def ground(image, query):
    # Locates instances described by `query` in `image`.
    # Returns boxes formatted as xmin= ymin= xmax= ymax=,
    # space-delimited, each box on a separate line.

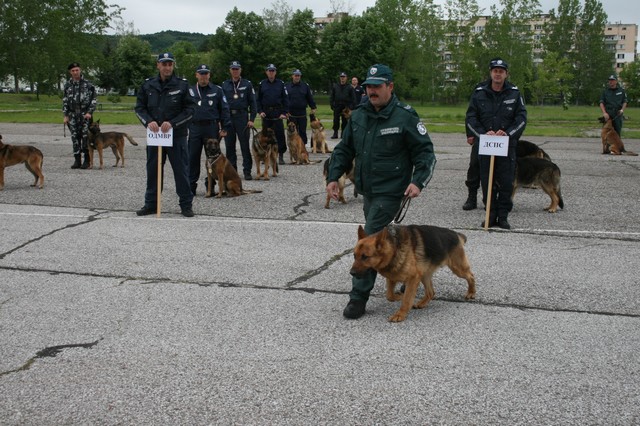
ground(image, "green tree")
xmin=281 ymin=9 xmax=320 ymax=87
xmin=111 ymin=35 xmax=154 ymax=95
xmin=530 ymin=51 xmax=574 ymax=106
xmin=619 ymin=60 xmax=640 ymax=106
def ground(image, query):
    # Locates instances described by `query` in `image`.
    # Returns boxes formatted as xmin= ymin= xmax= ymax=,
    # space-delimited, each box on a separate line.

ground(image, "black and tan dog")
xmin=323 ymin=156 xmax=355 ymax=209
xmin=513 ymin=157 xmax=564 ymax=213
xmin=598 ymin=116 xmax=638 ymax=156
xmin=88 ymin=119 xmax=138 ymax=169
xmin=204 ymin=138 xmax=261 ymax=198
xmin=351 ymin=224 xmax=476 ymax=322
xmin=0 ymin=135 xmax=44 ymax=190
xmin=310 ymin=113 xmax=331 ymax=154
xmin=286 ymin=121 xmax=310 ymax=165
xmin=252 ymin=128 xmax=279 ymax=180
xmin=517 ymin=139 xmax=551 ymax=160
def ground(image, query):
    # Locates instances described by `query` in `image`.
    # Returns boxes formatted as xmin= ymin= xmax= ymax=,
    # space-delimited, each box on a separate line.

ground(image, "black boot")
xmin=331 ymin=131 xmax=339 ymax=139
xmin=80 ymin=150 xmax=90 ymax=169
xmin=462 ymin=189 xmax=477 ymax=210
xmin=278 ymin=152 xmax=285 ymax=165
xmin=71 ymin=154 xmax=81 ymax=169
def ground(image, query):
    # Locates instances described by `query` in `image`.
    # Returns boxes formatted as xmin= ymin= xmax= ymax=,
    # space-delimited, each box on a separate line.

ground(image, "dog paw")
xmin=388 ymin=312 xmax=407 ymax=322
xmin=464 ymin=292 xmax=476 ymax=300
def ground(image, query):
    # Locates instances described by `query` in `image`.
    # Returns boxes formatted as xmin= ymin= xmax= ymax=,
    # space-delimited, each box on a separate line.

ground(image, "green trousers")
xmin=350 ymin=195 xmax=403 ymax=301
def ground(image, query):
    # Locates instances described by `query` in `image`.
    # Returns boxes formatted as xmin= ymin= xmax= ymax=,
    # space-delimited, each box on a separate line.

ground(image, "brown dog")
xmin=513 ymin=157 xmax=564 ymax=213
xmin=286 ymin=121 xmax=310 ymax=165
xmin=0 ymin=135 xmax=44 ymax=190
xmin=310 ymin=113 xmax=331 ymax=154
xmin=88 ymin=119 xmax=139 ymax=169
xmin=204 ymin=138 xmax=245 ymax=197
xmin=323 ymin=156 xmax=355 ymax=209
xmin=252 ymin=128 xmax=279 ymax=180
xmin=598 ymin=117 xmax=638 ymax=156
xmin=341 ymin=107 xmax=352 ymax=121
xmin=351 ymin=224 xmax=476 ymax=322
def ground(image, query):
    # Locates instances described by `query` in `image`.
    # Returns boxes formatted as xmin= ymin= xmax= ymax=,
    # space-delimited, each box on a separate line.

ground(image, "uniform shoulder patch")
xmin=417 ymin=122 xmax=427 ymax=135
xmin=189 ymin=88 xmax=195 ymax=96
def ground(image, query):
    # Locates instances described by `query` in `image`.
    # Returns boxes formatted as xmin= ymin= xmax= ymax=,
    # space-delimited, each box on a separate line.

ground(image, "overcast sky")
xmin=111 ymin=0 xmax=639 ymax=35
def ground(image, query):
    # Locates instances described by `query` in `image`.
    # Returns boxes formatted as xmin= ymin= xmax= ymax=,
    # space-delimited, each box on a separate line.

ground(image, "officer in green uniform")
xmin=326 ymin=64 xmax=437 ymax=320
xmin=599 ymin=74 xmax=628 ymax=136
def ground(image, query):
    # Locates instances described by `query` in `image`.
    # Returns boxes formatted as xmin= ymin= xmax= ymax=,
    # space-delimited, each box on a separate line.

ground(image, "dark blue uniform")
xmin=257 ymin=78 xmax=289 ymax=154
xmin=188 ymin=83 xmax=231 ymax=194
xmin=465 ymin=80 xmax=527 ymax=221
xmin=285 ymin=80 xmax=316 ymax=145
xmin=221 ymin=77 xmax=257 ymax=175
xmin=135 ymin=74 xmax=196 ymax=211
xmin=330 ymin=82 xmax=357 ymax=136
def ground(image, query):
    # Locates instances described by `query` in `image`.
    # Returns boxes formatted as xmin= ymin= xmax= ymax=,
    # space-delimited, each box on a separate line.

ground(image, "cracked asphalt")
xmin=1 ymin=123 xmax=639 ymax=424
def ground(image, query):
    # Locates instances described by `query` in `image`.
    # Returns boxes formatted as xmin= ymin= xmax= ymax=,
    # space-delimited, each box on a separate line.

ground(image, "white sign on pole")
xmin=146 ymin=128 xmax=174 ymax=147
xmin=478 ymin=134 xmax=509 ymax=157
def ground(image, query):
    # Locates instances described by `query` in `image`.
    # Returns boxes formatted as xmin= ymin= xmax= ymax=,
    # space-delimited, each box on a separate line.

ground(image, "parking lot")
xmin=1 ymin=123 xmax=639 ymax=424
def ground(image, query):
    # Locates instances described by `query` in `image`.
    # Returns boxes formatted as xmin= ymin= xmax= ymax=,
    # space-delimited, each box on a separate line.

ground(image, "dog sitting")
xmin=286 ymin=121 xmax=310 ymax=165
xmin=598 ymin=116 xmax=638 ymax=156
xmin=341 ymin=107 xmax=352 ymax=121
xmin=88 ymin=119 xmax=138 ymax=169
xmin=310 ymin=114 xmax=331 ymax=154
xmin=351 ymin=224 xmax=476 ymax=322
xmin=203 ymin=138 xmax=244 ymax=197
xmin=513 ymin=157 xmax=564 ymax=213
xmin=252 ymin=128 xmax=279 ymax=180
xmin=0 ymin=135 xmax=44 ymax=190
xmin=323 ymin=156 xmax=356 ymax=209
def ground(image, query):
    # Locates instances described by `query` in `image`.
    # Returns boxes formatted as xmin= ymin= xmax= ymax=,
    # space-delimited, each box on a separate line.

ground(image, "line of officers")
xmin=185 ymin=60 xmax=355 ymax=195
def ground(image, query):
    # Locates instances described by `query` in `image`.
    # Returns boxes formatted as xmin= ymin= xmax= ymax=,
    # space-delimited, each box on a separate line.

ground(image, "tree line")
xmin=1 ymin=0 xmax=638 ymax=106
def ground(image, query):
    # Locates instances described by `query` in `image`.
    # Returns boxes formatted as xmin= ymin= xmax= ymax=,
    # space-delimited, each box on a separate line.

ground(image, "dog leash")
xmin=389 ymin=196 xmax=411 ymax=226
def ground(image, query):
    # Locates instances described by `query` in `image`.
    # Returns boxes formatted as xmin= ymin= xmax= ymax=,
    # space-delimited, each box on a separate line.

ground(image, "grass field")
xmin=1 ymin=93 xmax=637 ymax=139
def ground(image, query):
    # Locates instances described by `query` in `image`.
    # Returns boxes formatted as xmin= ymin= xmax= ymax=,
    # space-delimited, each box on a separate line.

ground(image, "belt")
xmin=193 ymin=120 xmax=215 ymax=126
xmin=230 ymin=109 xmax=246 ymax=115
xmin=266 ymin=106 xmax=281 ymax=111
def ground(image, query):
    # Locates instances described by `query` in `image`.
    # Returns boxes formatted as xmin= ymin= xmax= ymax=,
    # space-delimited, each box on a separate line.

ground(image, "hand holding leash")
xmin=389 ymin=196 xmax=411 ymax=225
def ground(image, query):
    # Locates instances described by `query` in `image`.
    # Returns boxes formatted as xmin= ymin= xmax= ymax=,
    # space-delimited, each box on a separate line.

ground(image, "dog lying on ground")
xmin=517 ymin=139 xmax=551 ymax=160
xmin=513 ymin=157 xmax=564 ymax=213
xmin=0 ymin=135 xmax=44 ymax=190
xmin=310 ymin=113 xmax=331 ymax=154
xmin=204 ymin=138 xmax=261 ymax=197
xmin=88 ymin=119 xmax=138 ymax=169
xmin=598 ymin=116 xmax=638 ymax=156
xmin=350 ymin=224 xmax=476 ymax=322
xmin=286 ymin=121 xmax=310 ymax=165
xmin=252 ymin=128 xmax=279 ymax=180
xmin=323 ymin=156 xmax=355 ymax=209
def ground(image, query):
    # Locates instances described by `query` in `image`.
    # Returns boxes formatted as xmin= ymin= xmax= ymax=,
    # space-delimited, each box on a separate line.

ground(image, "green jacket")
xmin=599 ymin=84 xmax=627 ymax=117
xmin=327 ymin=94 xmax=436 ymax=197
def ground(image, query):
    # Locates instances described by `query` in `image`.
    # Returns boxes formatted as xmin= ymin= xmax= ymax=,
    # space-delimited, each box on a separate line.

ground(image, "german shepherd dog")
xmin=598 ymin=116 xmax=638 ymax=156
xmin=286 ymin=121 xmax=310 ymax=165
xmin=310 ymin=113 xmax=331 ymax=154
xmin=351 ymin=224 xmax=476 ymax=322
xmin=513 ymin=157 xmax=564 ymax=213
xmin=88 ymin=119 xmax=138 ymax=169
xmin=252 ymin=128 xmax=279 ymax=180
xmin=0 ymin=135 xmax=44 ymax=190
xmin=517 ymin=139 xmax=551 ymax=160
xmin=204 ymin=138 xmax=243 ymax=197
xmin=323 ymin=156 xmax=355 ymax=209
xmin=341 ymin=107 xmax=353 ymax=121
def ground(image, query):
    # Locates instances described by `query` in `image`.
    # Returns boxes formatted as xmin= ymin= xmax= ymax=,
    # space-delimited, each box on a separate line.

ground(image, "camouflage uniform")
xmin=62 ymin=77 xmax=97 ymax=157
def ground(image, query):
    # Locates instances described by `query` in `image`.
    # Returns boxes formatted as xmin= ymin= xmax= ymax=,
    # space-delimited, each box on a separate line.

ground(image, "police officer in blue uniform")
xmin=221 ymin=60 xmax=257 ymax=180
xmin=285 ymin=69 xmax=316 ymax=146
xmin=188 ymin=64 xmax=231 ymax=195
xmin=134 ymin=52 xmax=197 ymax=217
xmin=465 ymin=58 xmax=527 ymax=230
xmin=257 ymin=64 xmax=289 ymax=165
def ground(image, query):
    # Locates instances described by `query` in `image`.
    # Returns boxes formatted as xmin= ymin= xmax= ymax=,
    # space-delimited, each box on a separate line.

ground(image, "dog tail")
xmin=125 ymin=134 xmax=138 ymax=146
xmin=623 ymin=151 xmax=639 ymax=156
xmin=241 ymin=189 xmax=263 ymax=194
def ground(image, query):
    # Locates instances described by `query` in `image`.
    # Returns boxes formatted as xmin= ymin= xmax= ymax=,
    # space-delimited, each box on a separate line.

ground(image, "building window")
xmin=617 ymin=53 xmax=625 ymax=59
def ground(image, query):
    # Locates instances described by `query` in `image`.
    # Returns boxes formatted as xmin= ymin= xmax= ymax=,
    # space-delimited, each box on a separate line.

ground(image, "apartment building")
xmin=605 ymin=23 xmax=639 ymax=75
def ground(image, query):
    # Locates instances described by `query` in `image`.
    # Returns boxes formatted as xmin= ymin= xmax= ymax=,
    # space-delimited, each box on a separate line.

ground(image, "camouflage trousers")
xmin=67 ymin=113 xmax=89 ymax=155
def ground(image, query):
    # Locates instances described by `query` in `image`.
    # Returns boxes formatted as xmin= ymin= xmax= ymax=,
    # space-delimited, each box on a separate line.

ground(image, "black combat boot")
xmin=80 ymin=150 xmax=90 ymax=169
xmin=71 ymin=154 xmax=81 ymax=169
xmin=462 ymin=189 xmax=478 ymax=210
xmin=278 ymin=152 xmax=285 ymax=165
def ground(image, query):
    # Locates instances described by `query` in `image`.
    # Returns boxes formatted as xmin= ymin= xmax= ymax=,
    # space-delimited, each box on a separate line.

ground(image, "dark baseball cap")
xmin=292 ymin=69 xmax=302 ymax=76
xmin=229 ymin=60 xmax=242 ymax=69
xmin=339 ymin=72 xmax=347 ymax=77
xmin=362 ymin=64 xmax=393 ymax=85
xmin=67 ymin=62 xmax=81 ymax=70
xmin=608 ymin=74 xmax=618 ymax=80
xmin=489 ymin=58 xmax=508 ymax=70
xmin=266 ymin=64 xmax=277 ymax=71
xmin=196 ymin=64 xmax=210 ymax=74
xmin=157 ymin=52 xmax=175 ymax=63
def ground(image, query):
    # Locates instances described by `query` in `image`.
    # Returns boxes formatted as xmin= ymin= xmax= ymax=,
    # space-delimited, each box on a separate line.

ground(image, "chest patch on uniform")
xmin=503 ymin=99 xmax=515 ymax=105
xmin=169 ymin=90 xmax=181 ymax=96
xmin=417 ymin=122 xmax=427 ymax=135
xmin=380 ymin=127 xmax=400 ymax=136
xmin=206 ymin=93 xmax=217 ymax=97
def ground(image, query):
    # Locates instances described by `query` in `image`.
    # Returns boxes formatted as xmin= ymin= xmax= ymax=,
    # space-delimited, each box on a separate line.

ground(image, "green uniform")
xmin=599 ymin=84 xmax=627 ymax=135
xmin=327 ymin=94 xmax=436 ymax=301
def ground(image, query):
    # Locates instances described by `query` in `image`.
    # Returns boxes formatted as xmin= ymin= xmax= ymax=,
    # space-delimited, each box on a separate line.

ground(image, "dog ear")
xmin=357 ymin=225 xmax=367 ymax=240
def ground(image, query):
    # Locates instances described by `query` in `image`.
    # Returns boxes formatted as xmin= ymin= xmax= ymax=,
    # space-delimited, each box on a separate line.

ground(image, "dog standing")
xmin=513 ymin=157 xmax=564 ymax=213
xmin=0 ymin=135 xmax=44 ymax=190
xmin=252 ymin=128 xmax=279 ymax=180
xmin=599 ymin=117 xmax=638 ymax=156
xmin=517 ymin=140 xmax=551 ymax=160
xmin=310 ymin=113 xmax=331 ymax=154
xmin=88 ymin=120 xmax=138 ymax=169
xmin=351 ymin=224 xmax=476 ymax=322
xmin=286 ymin=121 xmax=310 ymax=165
xmin=323 ymin=156 xmax=355 ymax=209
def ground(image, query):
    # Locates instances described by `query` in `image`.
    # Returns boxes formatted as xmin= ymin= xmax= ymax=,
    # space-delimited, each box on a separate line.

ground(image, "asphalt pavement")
xmin=1 ymin=123 xmax=639 ymax=425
